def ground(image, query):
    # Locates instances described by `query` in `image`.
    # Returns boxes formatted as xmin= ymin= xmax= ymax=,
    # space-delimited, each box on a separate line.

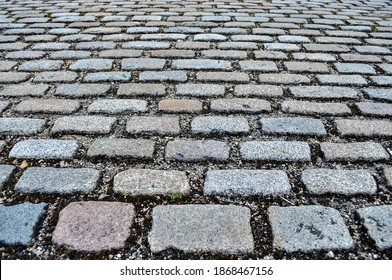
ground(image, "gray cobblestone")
xmin=281 ymin=101 xmax=351 ymax=116
xmin=15 ymin=167 xmax=99 ymax=194
xmin=260 ymin=117 xmax=326 ymax=136
xmin=259 ymin=74 xmax=310 ymax=84
xmin=121 ymin=58 xmax=165 ymax=70
xmin=0 ymin=84 xmax=49 ymax=97
xmin=290 ymin=86 xmax=359 ymax=99
xmin=234 ymin=85 xmax=283 ymax=97
xmin=34 ymin=71 xmax=78 ymax=83
xmin=335 ymin=119 xmax=392 ymax=137
xmin=197 ymin=72 xmax=249 ymax=83
xmin=292 ymin=53 xmax=336 ymax=62
xmin=87 ymin=139 xmax=155 ymax=159
xmin=0 ymin=118 xmax=45 ymax=135
xmin=364 ymin=88 xmax=392 ymax=102
xmin=0 ymin=100 xmax=9 ymax=112
xmin=321 ymin=142 xmax=389 ymax=162
xmin=52 ymin=116 xmax=116 ymax=135
xmin=0 ymin=165 xmax=15 ymax=191
xmin=88 ymin=99 xmax=147 ymax=114
xmin=166 ymin=140 xmax=230 ymax=162
xmin=302 ymin=169 xmax=377 ymax=195
xmin=317 ymin=75 xmax=367 ymax=86
xmin=240 ymin=141 xmax=311 ymax=162
xmin=9 ymin=140 xmax=79 ymax=160
xmin=268 ymin=206 xmax=354 ymax=253
xmin=0 ymin=72 xmax=30 ymax=83
xmin=172 ymin=59 xmax=231 ymax=70
xmin=114 ymin=169 xmax=190 ymax=196
xmin=191 ymin=116 xmax=250 ymax=135
xmin=239 ymin=60 xmax=278 ymax=72
xmin=211 ymin=99 xmax=271 ymax=113
xmin=356 ymin=102 xmax=392 ymax=117
xmin=50 ymin=50 xmax=91 ymax=59
xmin=84 ymin=72 xmax=131 ymax=82
xmin=69 ymin=59 xmax=112 ymax=71
xmin=126 ymin=116 xmax=180 ymax=135
xmin=123 ymin=41 xmax=170 ymax=49
xmin=139 ymin=71 xmax=187 ymax=82
xmin=55 ymin=84 xmax=110 ymax=97
xmin=0 ymin=61 xmax=17 ymax=71
xmin=15 ymin=99 xmax=80 ymax=114
xmin=285 ymin=62 xmax=329 ymax=73
xmin=159 ymin=99 xmax=202 ymax=113
xmin=205 ymin=169 xmax=290 ymax=197
xmin=149 ymin=204 xmax=253 ymax=254
xmin=335 ymin=63 xmax=376 ymax=74
xmin=371 ymin=76 xmax=392 ymax=86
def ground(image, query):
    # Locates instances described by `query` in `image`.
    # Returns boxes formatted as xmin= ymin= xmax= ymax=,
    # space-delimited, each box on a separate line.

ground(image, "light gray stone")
xmin=15 ymin=99 xmax=80 ymax=114
xmin=88 ymin=99 xmax=147 ymax=114
xmin=69 ymin=59 xmax=112 ymax=71
xmin=172 ymin=59 xmax=231 ymax=70
xmin=385 ymin=168 xmax=392 ymax=186
xmin=87 ymin=139 xmax=155 ymax=159
xmin=268 ymin=205 xmax=354 ymax=252
xmin=240 ymin=141 xmax=311 ymax=162
xmin=0 ymin=165 xmax=15 ymax=191
xmin=149 ymin=204 xmax=254 ymax=253
xmin=191 ymin=116 xmax=250 ymax=134
xmin=335 ymin=119 xmax=392 ymax=137
xmin=0 ymin=203 xmax=47 ymax=245
xmin=114 ymin=169 xmax=190 ymax=196
xmin=357 ymin=205 xmax=392 ymax=250
xmin=260 ymin=117 xmax=327 ymax=136
xmin=204 ymin=169 xmax=290 ymax=197
xmin=51 ymin=116 xmax=116 ymax=135
xmin=365 ymin=88 xmax=392 ymax=102
xmin=55 ymin=84 xmax=111 ymax=97
xmin=9 ymin=140 xmax=79 ymax=160
xmin=0 ymin=118 xmax=45 ymax=135
xmin=302 ymin=169 xmax=377 ymax=195
xmin=166 ymin=140 xmax=230 ymax=162
xmin=15 ymin=167 xmax=99 ymax=194
xmin=320 ymin=142 xmax=389 ymax=162
xmin=84 ymin=72 xmax=131 ymax=82
xmin=176 ymin=84 xmax=225 ymax=97
xmin=290 ymin=86 xmax=359 ymax=99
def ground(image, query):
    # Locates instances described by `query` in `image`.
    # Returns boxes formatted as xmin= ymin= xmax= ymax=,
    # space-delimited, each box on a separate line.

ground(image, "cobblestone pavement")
xmin=0 ymin=0 xmax=392 ymax=260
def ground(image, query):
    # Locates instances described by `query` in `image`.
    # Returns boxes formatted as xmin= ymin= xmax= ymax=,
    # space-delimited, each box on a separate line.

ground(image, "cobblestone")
xmin=191 ymin=116 xmax=249 ymax=135
xmin=260 ymin=117 xmax=327 ymax=136
xmin=211 ymin=99 xmax=271 ymax=113
xmin=290 ymin=86 xmax=359 ymax=99
xmin=0 ymin=84 xmax=49 ymax=97
xmin=335 ymin=119 xmax=392 ymax=137
xmin=126 ymin=116 xmax=180 ymax=135
xmin=15 ymin=99 xmax=80 ymax=114
xmin=55 ymin=84 xmax=110 ymax=97
xmin=0 ymin=118 xmax=45 ymax=135
xmin=166 ymin=140 xmax=230 ymax=162
xmin=0 ymin=165 xmax=15 ymax=191
xmin=51 ymin=116 xmax=116 ymax=135
xmin=320 ymin=142 xmax=390 ymax=162
xmin=159 ymin=99 xmax=202 ymax=113
xmin=9 ymin=140 xmax=79 ymax=160
xmin=87 ymin=139 xmax=155 ymax=159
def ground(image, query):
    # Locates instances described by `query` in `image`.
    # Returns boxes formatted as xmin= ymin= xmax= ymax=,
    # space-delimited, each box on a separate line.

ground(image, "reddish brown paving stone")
xmin=52 ymin=201 xmax=135 ymax=252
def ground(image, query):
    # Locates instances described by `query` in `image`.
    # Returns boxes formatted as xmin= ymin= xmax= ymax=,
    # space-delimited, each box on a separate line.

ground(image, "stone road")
xmin=0 ymin=0 xmax=392 ymax=260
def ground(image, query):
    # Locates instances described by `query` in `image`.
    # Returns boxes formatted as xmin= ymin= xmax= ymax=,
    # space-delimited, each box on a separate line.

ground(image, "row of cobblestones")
xmin=1 ymin=0 xmax=392 ymax=260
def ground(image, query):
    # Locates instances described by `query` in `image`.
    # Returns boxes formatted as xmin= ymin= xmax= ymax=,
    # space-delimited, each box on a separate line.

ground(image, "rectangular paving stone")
xmin=240 ymin=141 xmax=311 ymax=162
xmin=150 ymin=49 xmax=195 ymax=58
xmin=357 ymin=205 xmax=392 ymax=250
xmin=166 ymin=140 xmax=230 ymax=162
xmin=88 ymin=99 xmax=147 ymax=114
xmin=317 ymin=75 xmax=368 ymax=86
xmin=191 ymin=116 xmax=250 ymax=135
xmin=0 ymin=118 xmax=45 ymax=135
xmin=15 ymin=167 xmax=99 ymax=194
xmin=197 ymin=72 xmax=249 ymax=83
xmin=385 ymin=168 xmax=392 ymax=186
xmin=15 ymin=99 xmax=80 ymax=114
xmin=34 ymin=71 xmax=78 ymax=83
xmin=0 ymin=72 xmax=30 ymax=83
xmin=211 ymin=98 xmax=271 ymax=113
xmin=268 ymin=206 xmax=354 ymax=253
xmin=126 ymin=116 xmax=180 ymax=135
xmin=335 ymin=63 xmax=376 ymax=74
xmin=114 ymin=169 xmax=190 ymax=196
xmin=304 ymin=43 xmax=350 ymax=52
xmin=259 ymin=74 xmax=311 ymax=84
xmin=260 ymin=117 xmax=326 ymax=136
xmin=99 ymin=49 xmax=142 ymax=58
xmin=52 ymin=201 xmax=135 ymax=252
xmin=0 ymin=61 xmax=17 ymax=71
xmin=335 ymin=119 xmax=392 ymax=137
xmin=139 ymin=71 xmax=187 ymax=82
xmin=254 ymin=50 xmax=288 ymax=60
xmin=121 ymin=58 xmax=165 ymax=70
xmin=176 ymin=84 xmax=225 ymax=97
xmin=281 ymin=101 xmax=351 ymax=116
xmin=201 ymin=50 xmax=247 ymax=59
xmin=321 ymin=142 xmax=389 ymax=162
xmin=55 ymin=84 xmax=110 ymax=97
xmin=234 ymin=85 xmax=283 ymax=97
xmin=0 ymin=100 xmax=9 ymax=112
xmin=123 ymin=41 xmax=170 ymax=49
xmin=340 ymin=53 xmax=382 ymax=62
xmin=285 ymin=62 xmax=330 ymax=73
xmin=355 ymin=45 xmax=391 ymax=54
xmin=87 ymin=138 xmax=155 ymax=159
xmin=239 ymin=60 xmax=278 ymax=72
xmin=0 ymin=165 xmax=15 ymax=191
xmin=0 ymin=203 xmax=47 ymax=246
xmin=9 ymin=140 xmax=79 ymax=160
xmin=371 ymin=76 xmax=392 ymax=86
xmin=117 ymin=83 xmax=165 ymax=96
xmin=148 ymin=204 xmax=253 ymax=254
xmin=356 ymin=102 xmax=392 ymax=117
xmin=205 ymin=169 xmax=290 ymax=197
xmin=292 ymin=53 xmax=336 ymax=62
xmin=172 ymin=59 xmax=231 ymax=70
xmin=290 ymin=86 xmax=359 ymax=99
xmin=302 ymin=169 xmax=377 ymax=195
xmin=69 ymin=59 xmax=112 ymax=71
xmin=364 ymin=88 xmax=392 ymax=102
xmin=51 ymin=116 xmax=116 ymax=135
xmin=19 ymin=60 xmax=63 ymax=72
xmin=84 ymin=72 xmax=131 ymax=82
xmin=0 ymin=84 xmax=49 ymax=97
xmin=159 ymin=99 xmax=202 ymax=113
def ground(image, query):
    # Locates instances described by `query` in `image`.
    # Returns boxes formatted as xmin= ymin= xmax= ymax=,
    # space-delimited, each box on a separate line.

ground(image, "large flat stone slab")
xmin=0 ymin=203 xmax=47 ymax=245
xmin=52 ymin=201 xmax=135 ymax=252
xmin=114 ymin=169 xmax=190 ymax=196
xmin=148 ymin=204 xmax=254 ymax=254
xmin=357 ymin=205 xmax=392 ymax=250
xmin=15 ymin=167 xmax=99 ymax=194
xmin=204 ymin=169 xmax=290 ymax=197
xmin=9 ymin=140 xmax=79 ymax=160
xmin=302 ymin=169 xmax=377 ymax=195
xmin=268 ymin=205 xmax=354 ymax=253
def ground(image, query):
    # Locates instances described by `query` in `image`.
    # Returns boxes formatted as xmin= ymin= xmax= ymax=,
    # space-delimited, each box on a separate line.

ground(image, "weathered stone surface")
xmin=34 ymin=71 xmax=78 ymax=83
xmin=176 ymin=84 xmax=225 ymax=97
xmin=0 ymin=118 xmax=45 ymax=135
xmin=15 ymin=167 xmax=99 ymax=194
xmin=114 ymin=169 xmax=190 ymax=196
xmin=191 ymin=116 xmax=250 ymax=134
xmin=385 ymin=168 xmax=392 ymax=186
xmin=139 ymin=71 xmax=187 ymax=82
xmin=88 ymin=99 xmax=148 ymax=114
xmin=357 ymin=205 xmax=392 ymax=250
xmin=51 ymin=116 xmax=116 ymax=135
xmin=55 ymin=84 xmax=111 ymax=97
xmin=126 ymin=116 xmax=180 ymax=135
xmin=87 ymin=139 xmax=155 ymax=159
xmin=166 ymin=140 xmax=230 ymax=162
xmin=0 ymin=84 xmax=49 ymax=97
xmin=0 ymin=100 xmax=10 ymax=112
xmin=260 ymin=117 xmax=327 ymax=136
xmin=0 ymin=165 xmax=15 ymax=191
xmin=117 ymin=83 xmax=165 ymax=96
xmin=149 ymin=204 xmax=254 ymax=253
xmin=290 ymin=86 xmax=359 ymax=99
xmin=52 ymin=201 xmax=135 ymax=252
xmin=302 ymin=169 xmax=377 ymax=195
xmin=268 ymin=206 xmax=354 ymax=253
xmin=240 ymin=141 xmax=311 ymax=162
xmin=159 ymin=99 xmax=202 ymax=113
xmin=9 ymin=140 xmax=79 ymax=160
xmin=204 ymin=169 xmax=290 ymax=197
xmin=281 ymin=101 xmax=351 ymax=116
xmin=15 ymin=99 xmax=80 ymax=114
xmin=0 ymin=203 xmax=47 ymax=245
xmin=335 ymin=119 xmax=392 ymax=137
xmin=84 ymin=72 xmax=131 ymax=82
xmin=320 ymin=142 xmax=389 ymax=162
xmin=365 ymin=88 xmax=392 ymax=102
xmin=211 ymin=99 xmax=271 ymax=113
xmin=234 ymin=85 xmax=283 ymax=97
xmin=356 ymin=102 xmax=392 ymax=117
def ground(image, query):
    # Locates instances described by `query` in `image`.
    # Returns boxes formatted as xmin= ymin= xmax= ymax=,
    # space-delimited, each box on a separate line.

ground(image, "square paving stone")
xmin=357 ymin=205 xmax=392 ymax=250
xmin=52 ymin=201 xmax=135 ymax=252
xmin=0 ymin=164 xmax=15 ymax=191
xmin=268 ymin=205 xmax=354 ymax=253
xmin=9 ymin=140 xmax=79 ymax=160
xmin=148 ymin=204 xmax=254 ymax=254
xmin=0 ymin=203 xmax=47 ymax=246
xmin=114 ymin=169 xmax=190 ymax=196
xmin=15 ymin=167 xmax=99 ymax=194
xmin=204 ymin=169 xmax=290 ymax=197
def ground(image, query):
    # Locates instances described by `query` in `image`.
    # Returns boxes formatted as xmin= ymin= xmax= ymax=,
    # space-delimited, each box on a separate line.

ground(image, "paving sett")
xmin=1 ymin=0 xmax=392 ymax=260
